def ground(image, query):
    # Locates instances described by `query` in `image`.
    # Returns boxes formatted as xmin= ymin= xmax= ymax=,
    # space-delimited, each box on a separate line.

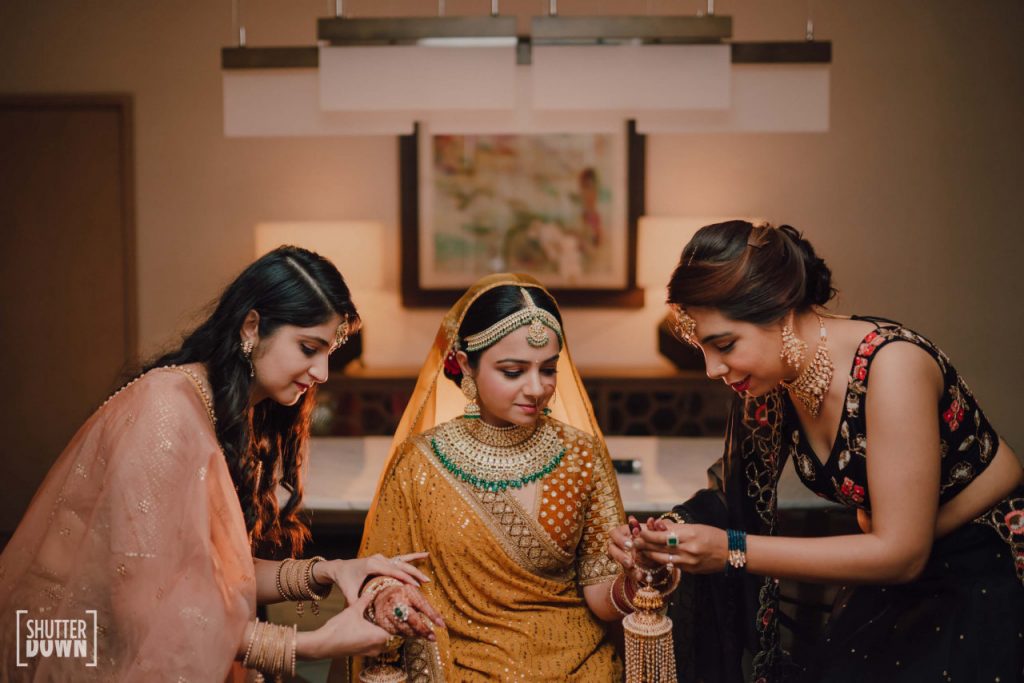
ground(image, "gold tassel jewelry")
xmin=461 ymin=375 xmax=481 ymax=419
xmin=623 ymin=570 xmax=678 ymax=683
xmin=359 ymin=646 xmax=408 ymax=683
xmin=622 ymin=531 xmax=680 ymax=683
xmin=781 ymin=314 xmax=835 ymax=418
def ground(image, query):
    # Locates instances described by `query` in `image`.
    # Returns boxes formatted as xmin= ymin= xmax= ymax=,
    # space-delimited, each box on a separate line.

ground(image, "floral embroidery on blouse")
xmin=787 ymin=318 xmax=999 ymax=511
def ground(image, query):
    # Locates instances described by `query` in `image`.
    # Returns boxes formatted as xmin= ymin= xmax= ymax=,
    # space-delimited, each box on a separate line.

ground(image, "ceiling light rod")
xmin=549 ymin=0 xmax=558 ymax=16
xmin=232 ymin=0 xmax=246 ymax=47
xmin=318 ymin=15 xmax=517 ymax=45
xmin=334 ymin=0 xmax=342 ymax=18
xmin=492 ymin=0 xmax=500 ymax=16
xmin=531 ymin=15 xmax=731 ymax=45
xmin=706 ymin=0 xmax=715 ymax=16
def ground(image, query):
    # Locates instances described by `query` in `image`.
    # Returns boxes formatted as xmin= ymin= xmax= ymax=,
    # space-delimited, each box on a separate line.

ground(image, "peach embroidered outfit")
xmin=0 ymin=366 xmax=255 ymax=682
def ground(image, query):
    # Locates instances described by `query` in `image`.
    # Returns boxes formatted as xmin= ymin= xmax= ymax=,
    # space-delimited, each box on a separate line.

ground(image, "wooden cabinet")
xmin=312 ymin=367 xmax=734 ymax=437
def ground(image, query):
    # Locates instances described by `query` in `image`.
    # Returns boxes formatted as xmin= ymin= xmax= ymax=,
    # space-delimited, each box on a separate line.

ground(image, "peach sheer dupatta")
xmin=0 ymin=366 xmax=256 ymax=682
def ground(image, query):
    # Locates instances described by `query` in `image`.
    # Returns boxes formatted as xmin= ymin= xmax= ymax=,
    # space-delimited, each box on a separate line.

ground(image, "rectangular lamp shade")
xmin=254 ymin=221 xmax=386 ymax=291
xmin=532 ymin=44 xmax=731 ymax=111
xmin=636 ymin=64 xmax=829 ymax=133
xmin=319 ymin=45 xmax=517 ymax=111
xmin=223 ymin=70 xmax=413 ymax=137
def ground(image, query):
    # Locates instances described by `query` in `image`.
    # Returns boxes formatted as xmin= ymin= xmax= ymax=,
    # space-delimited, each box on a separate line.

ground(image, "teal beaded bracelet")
xmin=725 ymin=528 xmax=747 ymax=575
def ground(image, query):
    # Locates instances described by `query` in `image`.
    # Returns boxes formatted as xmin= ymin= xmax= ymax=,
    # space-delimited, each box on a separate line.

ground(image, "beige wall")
xmin=1 ymin=0 xmax=1022 ymax=446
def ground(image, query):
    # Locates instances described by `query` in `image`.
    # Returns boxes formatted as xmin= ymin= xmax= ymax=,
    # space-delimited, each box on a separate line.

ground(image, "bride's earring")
xmin=461 ymin=376 xmax=481 ymax=419
xmin=542 ymin=393 xmax=555 ymax=416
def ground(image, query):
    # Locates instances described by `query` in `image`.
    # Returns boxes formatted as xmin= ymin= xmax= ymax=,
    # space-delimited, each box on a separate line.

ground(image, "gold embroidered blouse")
xmin=354 ymin=416 xmax=624 ymax=682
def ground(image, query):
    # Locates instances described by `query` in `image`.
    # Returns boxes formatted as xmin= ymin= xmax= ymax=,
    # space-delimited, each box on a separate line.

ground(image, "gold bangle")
xmin=361 ymin=576 xmax=402 ymax=600
xmin=247 ymin=622 xmax=268 ymax=672
xmin=658 ymin=568 xmax=682 ymax=598
xmin=305 ymin=556 xmax=331 ymax=599
xmin=241 ymin=621 xmax=259 ymax=667
xmin=290 ymin=624 xmax=298 ymax=678
xmin=304 ymin=556 xmax=330 ymax=616
xmin=361 ymin=577 xmax=402 ymax=622
xmin=659 ymin=511 xmax=686 ymax=524
xmin=274 ymin=561 xmax=290 ymax=602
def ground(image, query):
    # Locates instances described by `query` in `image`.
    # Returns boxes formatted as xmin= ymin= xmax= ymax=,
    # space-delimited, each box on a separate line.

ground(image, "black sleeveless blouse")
xmin=784 ymin=316 xmax=1000 ymax=511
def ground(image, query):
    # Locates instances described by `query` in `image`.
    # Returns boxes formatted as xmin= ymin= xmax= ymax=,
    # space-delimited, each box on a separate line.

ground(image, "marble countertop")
xmin=303 ymin=436 xmax=832 ymax=515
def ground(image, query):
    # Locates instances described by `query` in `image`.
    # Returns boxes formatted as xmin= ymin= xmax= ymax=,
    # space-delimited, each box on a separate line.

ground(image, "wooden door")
xmin=0 ymin=96 xmax=136 ymax=539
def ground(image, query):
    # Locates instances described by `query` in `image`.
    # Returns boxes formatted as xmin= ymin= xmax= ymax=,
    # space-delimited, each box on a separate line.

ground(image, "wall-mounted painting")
xmin=400 ymin=121 xmax=645 ymax=308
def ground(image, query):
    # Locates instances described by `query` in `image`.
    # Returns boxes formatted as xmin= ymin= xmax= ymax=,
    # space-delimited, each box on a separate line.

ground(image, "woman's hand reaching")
xmin=313 ymin=552 xmax=431 ymax=604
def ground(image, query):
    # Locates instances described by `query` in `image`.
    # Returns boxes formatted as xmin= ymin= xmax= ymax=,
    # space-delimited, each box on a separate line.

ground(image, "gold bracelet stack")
xmin=242 ymin=620 xmax=298 ymax=680
xmin=276 ymin=556 xmax=332 ymax=616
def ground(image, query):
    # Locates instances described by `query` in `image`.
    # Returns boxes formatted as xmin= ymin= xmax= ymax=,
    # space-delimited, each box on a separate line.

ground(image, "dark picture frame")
xmin=400 ymin=120 xmax=645 ymax=308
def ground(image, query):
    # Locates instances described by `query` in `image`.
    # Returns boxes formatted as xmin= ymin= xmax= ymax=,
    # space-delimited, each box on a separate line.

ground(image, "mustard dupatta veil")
xmin=343 ymin=273 xmax=624 ymax=682
xmin=378 ymin=273 xmax=607 ymax=472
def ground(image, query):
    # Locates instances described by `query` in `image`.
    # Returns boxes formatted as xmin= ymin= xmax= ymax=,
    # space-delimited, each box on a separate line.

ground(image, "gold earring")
xmin=241 ymin=339 xmax=255 ymax=378
xmin=779 ymin=321 xmax=807 ymax=371
xmin=461 ymin=376 xmax=480 ymax=419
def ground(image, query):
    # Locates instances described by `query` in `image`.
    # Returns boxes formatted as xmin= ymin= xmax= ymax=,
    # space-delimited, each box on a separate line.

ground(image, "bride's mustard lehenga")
xmin=346 ymin=274 xmax=625 ymax=682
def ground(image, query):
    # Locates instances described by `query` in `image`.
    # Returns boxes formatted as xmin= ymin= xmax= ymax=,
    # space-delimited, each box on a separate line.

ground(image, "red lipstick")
xmin=730 ymin=376 xmax=751 ymax=394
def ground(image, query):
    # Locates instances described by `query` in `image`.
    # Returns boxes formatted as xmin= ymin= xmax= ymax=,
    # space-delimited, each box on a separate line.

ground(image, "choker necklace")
xmin=781 ymin=315 xmax=834 ymax=418
xmin=430 ymin=417 xmax=564 ymax=492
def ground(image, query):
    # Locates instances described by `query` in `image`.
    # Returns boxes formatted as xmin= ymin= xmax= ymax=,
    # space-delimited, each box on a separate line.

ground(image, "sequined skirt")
xmin=800 ymin=520 xmax=1024 ymax=682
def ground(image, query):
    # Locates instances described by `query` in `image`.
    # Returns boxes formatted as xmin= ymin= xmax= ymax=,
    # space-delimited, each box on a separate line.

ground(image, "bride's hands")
xmin=312 ymin=552 xmax=431 ymax=604
xmin=296 ymin=590 xmax=392 ymax=659
xmin=635 ymin=518 xmax=729 ymax=574
xmin=370 ymin=585 xmax=446 ymax=641
xmin=607 ymin=516 xmax=665 ymax=580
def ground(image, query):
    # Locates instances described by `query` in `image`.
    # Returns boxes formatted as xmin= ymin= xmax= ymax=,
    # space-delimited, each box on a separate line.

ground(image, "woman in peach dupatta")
xmin=0 ymin=247 xmax=438 ymax=682
xmin=340 ymin=274 xmax=644 ymax=682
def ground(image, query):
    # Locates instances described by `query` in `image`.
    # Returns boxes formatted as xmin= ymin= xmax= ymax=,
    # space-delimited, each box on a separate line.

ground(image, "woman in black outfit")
xmin=609 ymin=220 xmax=1023 ymax=681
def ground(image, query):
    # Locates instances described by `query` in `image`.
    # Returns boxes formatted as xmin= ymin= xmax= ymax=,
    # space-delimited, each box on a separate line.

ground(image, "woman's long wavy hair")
xmin=145 ymin=246 xmax=359 ymax=559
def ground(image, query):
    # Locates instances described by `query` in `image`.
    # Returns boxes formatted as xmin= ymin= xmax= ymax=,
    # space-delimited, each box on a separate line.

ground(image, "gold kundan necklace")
xmin=781 ymin=315 xmax=835 ymax=418
xmin=430 ymin=417 xmax=564 ymax=492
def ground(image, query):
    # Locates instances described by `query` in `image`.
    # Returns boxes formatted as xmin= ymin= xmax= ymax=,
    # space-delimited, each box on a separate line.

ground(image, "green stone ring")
xmin=393 ymin=603 xmax=410 ymax=622
xmin=667 ymin=532 xmax=679 ymax=548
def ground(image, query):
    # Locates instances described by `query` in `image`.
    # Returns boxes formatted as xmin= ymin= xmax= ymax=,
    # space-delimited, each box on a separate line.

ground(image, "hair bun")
xmin=778 ymin=225 xmax=835 ymax=307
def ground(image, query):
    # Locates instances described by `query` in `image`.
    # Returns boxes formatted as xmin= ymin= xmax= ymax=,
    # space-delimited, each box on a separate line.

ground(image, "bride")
xmin=334 ymin=274 xmax=677 ymax=681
